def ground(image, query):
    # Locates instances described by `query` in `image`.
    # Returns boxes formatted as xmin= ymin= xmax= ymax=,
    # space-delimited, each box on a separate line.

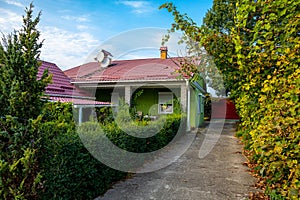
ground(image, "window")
xmin=158 ymin=92 xmax=173 ymax=114
xmin=197 ymin=94 xmax=201 ymax=114
xmin=197 ymin=94 xmax=204 ymax=114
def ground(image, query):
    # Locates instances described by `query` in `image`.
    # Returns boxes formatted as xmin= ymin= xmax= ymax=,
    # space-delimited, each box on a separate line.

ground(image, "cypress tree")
xmin=0 ymin=3 xmax=50 ymax=123
xmin=0 ymin=4 xmax=51 ymax=199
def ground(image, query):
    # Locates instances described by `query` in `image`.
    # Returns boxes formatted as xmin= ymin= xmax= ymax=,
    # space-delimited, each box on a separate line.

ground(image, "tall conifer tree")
xmin=0 ymin=3 xmax=50 ymax=122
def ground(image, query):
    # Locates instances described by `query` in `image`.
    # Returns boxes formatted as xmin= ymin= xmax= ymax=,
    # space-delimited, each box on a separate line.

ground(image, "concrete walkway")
xmin=96 ymin=122 xmax=259 ymax=200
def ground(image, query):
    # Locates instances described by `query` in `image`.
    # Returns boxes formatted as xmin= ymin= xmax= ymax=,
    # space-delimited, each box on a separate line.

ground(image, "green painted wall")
xmin=133 ymin=88 xmax=181 ymax=116
xmin=134 ymin=89 xmax=158 ymax=115
xmin=190 ymin=88 xmax=197 ymax=128
xmin=200 ymin=94 xmax=205 ymax=125
xmin=190 ymin=88 xmax=205 ymax=128
xmin=190 ymin=74 xmax=206 ymax=128
xmin=94 ymin=81 xmax=206 ymax=128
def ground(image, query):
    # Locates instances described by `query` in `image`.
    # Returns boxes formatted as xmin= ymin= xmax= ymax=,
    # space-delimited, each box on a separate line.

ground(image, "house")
xmin=64 ymin=47 xmax=207 ymax=130
xmin=38 ymin=61 xmax=111 ymax=124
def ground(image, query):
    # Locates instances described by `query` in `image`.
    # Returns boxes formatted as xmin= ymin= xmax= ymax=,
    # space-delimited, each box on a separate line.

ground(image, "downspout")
xmin=186 ymin=79 xmax=191 ymax=132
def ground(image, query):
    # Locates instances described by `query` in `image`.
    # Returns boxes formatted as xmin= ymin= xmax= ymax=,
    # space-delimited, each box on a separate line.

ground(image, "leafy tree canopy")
xmin=160 ymin=0 xmax=241 ymax=96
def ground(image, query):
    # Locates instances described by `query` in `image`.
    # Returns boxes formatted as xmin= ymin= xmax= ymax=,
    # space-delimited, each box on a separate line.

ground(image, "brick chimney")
xmin=160 ymin=46 xmax=168 ymax=59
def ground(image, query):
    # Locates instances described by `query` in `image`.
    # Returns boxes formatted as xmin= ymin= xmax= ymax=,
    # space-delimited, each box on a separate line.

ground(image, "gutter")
xmin=71 ymin=79 xmax=182 ymax=84
xmin=43 ymin=93 xmax=96 ymax=100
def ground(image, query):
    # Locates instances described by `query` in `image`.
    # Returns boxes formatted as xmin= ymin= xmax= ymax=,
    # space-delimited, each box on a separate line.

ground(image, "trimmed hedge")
xmin=36 ymin=102 xmax=126 ymax=200
xmin=78 ymin=105 xmax=186 ymax=172
xmin=102 ymin=113 xmax=184 ymax=153
xmin=37 ymin=123 xmax=126 ymax=199
xmin=30 ymin=102 xmax=184 ymax=200
xmin=1 ymin=101 xmax=185 ymax=199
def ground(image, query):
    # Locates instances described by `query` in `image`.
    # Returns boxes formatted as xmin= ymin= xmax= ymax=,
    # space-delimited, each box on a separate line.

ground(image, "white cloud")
xmin=61 ymin=15 xmax=90 ymax=23
xmin=40 ymin=26 xmax=100 ymax=70
xmin=76 ymin=24 xmax=89 ymax=31
xmin=116 ymin=1 xmax=155 ymax=14
xmin=0 ymin=8 xmax=22 ymax=34
xmin=2 ymin=0 xmax=25 ymax=8
xmin=120 ymin=1 xmax=146 ymax=8
xmin=0 ymin=8 xmax=98 ymax=70
xmin=84 ymin=28 xmax=186 ymax=63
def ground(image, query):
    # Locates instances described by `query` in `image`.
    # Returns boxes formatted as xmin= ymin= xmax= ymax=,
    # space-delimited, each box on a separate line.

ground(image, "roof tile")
xmin=64 ymin=58 xmax=182 ymax=82
xmin=38 ymin=61 xmax=93 ymax=98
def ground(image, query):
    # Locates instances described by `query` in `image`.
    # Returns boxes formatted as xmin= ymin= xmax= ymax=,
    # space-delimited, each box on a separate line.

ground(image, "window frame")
xmin=158 ymin=92 xmax=173 ymax=114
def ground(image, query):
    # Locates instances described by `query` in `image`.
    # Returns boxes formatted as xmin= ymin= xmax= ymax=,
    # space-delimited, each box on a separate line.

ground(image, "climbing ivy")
xmin=233 ymin=0 xmax=300 ymax=198
xmin=161 ymin=0 xmax=300 ymax=198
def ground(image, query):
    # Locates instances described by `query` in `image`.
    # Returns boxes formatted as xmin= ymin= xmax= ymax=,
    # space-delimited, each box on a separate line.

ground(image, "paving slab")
xmin=96 ymin=122 xmax=259 ymax=200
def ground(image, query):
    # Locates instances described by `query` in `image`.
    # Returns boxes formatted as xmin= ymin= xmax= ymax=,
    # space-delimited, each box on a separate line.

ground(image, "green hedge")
xmin=38 ymin=102 xmax=186 ymax=199
xmin=233 ymin=1 xmax=300 ymax=199
xmin=1 ymin=101 xmax=184 ymax=199
xmin=36 ymin=102 xmax=126 ymax=200
xmin=102 ymin=113 xmax=184 ymax=153
xmin=37 ymin=123 xmax=126 ymax=199
xmin=78 ymin=108 xmax=185 ymax=176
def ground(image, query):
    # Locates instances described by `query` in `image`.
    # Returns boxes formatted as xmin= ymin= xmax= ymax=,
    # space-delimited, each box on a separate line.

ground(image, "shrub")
xmin=0 ymin=116 xmax=42 ymax=200
xmin=38 ymin=123 xmax=126 ymax=199
xmin=204 ymin=93 xmax=211 ymax=120
xmin=233 ymin=1 xmax=300 ymax=198
xmin=36 ymin=102 xmax=126 ymax=200
xmin=1 ymin=100 xmax=185 ymax=200
xmin=101 ymin=104 xmax=186 ymax=153
xmin=78 ymin=103 xmax=186 ymax=172
xmin=96 ymin=106 xmax=114 ymax=124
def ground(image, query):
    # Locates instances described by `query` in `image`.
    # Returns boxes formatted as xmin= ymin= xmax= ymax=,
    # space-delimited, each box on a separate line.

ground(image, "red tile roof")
xmin=64 ymin=58 xmax=182 ymax=82
xmin=38 ymin=61 xmax=110 ymax=105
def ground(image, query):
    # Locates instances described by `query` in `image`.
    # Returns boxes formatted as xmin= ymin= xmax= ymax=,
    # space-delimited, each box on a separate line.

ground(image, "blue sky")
xmin=0 ymin=0 xmax=213 ymax=70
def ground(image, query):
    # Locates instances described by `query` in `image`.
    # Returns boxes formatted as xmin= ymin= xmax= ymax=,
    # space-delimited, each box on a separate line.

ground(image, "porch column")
xmin=125 ymin=86 xmax=131 ymax=105
xmin=78 ymin=106 xmax=83 ymax=125
xmin=182 ymin=81 xmax=191 ymax=132
xmin=181 ymin=84 xmax=187 ymax=112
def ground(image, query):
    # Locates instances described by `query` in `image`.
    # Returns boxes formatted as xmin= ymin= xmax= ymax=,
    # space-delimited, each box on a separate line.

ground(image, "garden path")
xmin=96 ymin=121 xmax=260 ymax=200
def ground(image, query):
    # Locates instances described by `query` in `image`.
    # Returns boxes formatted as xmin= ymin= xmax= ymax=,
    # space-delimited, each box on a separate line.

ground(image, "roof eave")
xmin=71 ymin=78 xmax=186 ymax=85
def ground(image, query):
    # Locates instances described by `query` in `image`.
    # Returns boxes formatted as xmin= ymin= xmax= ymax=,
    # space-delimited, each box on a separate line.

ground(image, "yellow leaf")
xmin=285 ymin=48 xmax=290 ymax=54
xmin=245 ymin=84 xmax=250 ymax=90
xmin=276 ymin=61 xmax=281 ymax=66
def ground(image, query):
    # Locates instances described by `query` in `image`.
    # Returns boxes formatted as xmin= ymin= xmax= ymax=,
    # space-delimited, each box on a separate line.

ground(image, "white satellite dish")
xmin=95 ymin=49 xmax=113 ymax=68
xmin=96 ymin=51 xmax=105 ymax=62
xmin=101 ymin=57 xmax=111 ymax=68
